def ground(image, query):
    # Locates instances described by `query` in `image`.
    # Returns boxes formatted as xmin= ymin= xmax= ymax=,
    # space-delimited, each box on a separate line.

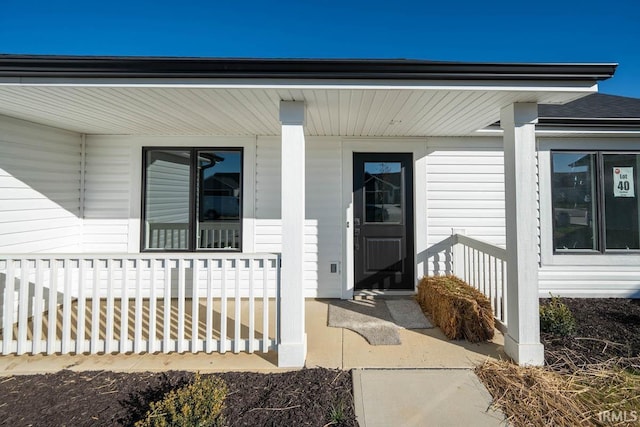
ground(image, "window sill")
xmin=542 ymin=252 xmax=640 ymax=267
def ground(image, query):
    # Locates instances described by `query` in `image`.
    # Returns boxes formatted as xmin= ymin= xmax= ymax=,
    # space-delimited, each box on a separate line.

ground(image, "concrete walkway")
xmin=353 ymin=368 xmax=505 ymax=426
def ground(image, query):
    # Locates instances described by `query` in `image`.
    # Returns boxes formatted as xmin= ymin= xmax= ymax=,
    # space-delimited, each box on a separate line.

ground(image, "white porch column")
xmin=501 ymin=103 xmax=544 ymax=366
xmin=277 ymin=101 xmax=307 ymax=367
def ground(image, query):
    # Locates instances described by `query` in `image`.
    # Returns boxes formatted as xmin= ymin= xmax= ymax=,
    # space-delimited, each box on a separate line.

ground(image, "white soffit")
xmin=0 ymin=83 xmax=596 ymax=136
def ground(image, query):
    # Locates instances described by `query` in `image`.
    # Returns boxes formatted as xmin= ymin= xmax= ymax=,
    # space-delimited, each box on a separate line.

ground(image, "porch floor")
xmin=0 ymin=299 xmax=505 ymax=375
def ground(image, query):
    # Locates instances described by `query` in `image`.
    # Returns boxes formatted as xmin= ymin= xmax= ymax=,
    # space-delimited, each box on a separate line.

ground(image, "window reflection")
xmin=364 ymin=162 xmax=402 ymax=223
xmin=551 ymin=153 xmax=597 ymax=251
xmin=143 ymin=148 xmax=242 ymax=251
xmin=197 ymin=151 xmax=241 ymax=249
xmin=144 ymin=150 xmax=191 ymax=250
xmin=603 ymin=154 xmax=640 ymax=250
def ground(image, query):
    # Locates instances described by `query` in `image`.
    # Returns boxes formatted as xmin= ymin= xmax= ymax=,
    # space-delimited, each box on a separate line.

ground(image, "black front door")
xmin=353 ymin=153 xmax=414 ymax=290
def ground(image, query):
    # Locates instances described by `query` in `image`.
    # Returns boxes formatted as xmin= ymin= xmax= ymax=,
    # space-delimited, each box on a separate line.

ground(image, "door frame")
xmin=341 ymin=138 xmax=429 ymax=299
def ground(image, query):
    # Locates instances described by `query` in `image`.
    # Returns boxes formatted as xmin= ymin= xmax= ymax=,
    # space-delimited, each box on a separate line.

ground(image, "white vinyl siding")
xmin=539 ymin=266 xmax=640 ymax=297
xmin=425 ymin=137 xmax=506 ymax=275
xmin=83 ymin=136 xmax=132 ymax=253
xmin=305 ymin=139 xmax=343 ymax=297
xmin=0 ymin=115 xmax=82 ymax=253
xmin=254 ymin=136 xmax=343 ymax=297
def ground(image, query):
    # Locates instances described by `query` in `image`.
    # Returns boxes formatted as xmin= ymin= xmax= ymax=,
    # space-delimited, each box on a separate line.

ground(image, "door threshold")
xmin=353 ymin=290 xmax=416 ymax=300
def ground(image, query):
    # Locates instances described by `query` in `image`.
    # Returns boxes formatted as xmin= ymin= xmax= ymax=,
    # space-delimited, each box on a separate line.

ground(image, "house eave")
xmin=0 ymin=54 xmax=618 ymax=82
xmin=537 ymin=117 xmax=640 ymax=128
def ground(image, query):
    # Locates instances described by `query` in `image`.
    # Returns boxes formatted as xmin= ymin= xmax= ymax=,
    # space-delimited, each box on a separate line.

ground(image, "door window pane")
xmin=364 ymin=162 xmax=403 ymax=223
xmin=603 ymin=154 xmax=640 ymax=250
xmin=197 ymin=150 xmax=241 ymax=249
xmin=551 ymin=153 xmax=598 ymax=251
xmin=144 ymin=150 xmax=191 ymax=250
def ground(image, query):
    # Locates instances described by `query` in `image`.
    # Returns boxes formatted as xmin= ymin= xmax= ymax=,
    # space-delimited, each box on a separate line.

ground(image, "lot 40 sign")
xmin=613 ymin=167 xmax=634 ymax=197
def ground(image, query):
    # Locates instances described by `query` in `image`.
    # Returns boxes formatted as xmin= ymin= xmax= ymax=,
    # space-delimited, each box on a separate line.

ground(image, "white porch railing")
xmin=0 ymin=253 xmax=279 ymax=356
xmin=147 ymin=222 xmax=241 ymax=250
xmin=426 ymin=232 xmax=508 ymax=330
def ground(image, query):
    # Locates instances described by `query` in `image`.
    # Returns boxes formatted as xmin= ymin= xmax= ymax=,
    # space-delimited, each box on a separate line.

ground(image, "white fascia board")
xmin=0 ymin=77 xmax=600 ymax=93
xmin=535 ymin=129 xmax=640 ymax=136
xmin=475 ymin=128 xmax=640 ymax=137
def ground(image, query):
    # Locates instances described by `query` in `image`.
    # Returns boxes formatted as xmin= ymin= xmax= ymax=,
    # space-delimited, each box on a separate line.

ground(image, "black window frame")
xmin=551 ymin=149 xmax=640 ymax=254
xmin=141 ymin=146 xmax=243 ymax=253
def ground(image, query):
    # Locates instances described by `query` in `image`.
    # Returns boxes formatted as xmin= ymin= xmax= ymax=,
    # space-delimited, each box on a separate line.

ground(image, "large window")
xmin=551 ymin=151 xmax=640 ymax=253
xmin=142 ymin=148 xmax=242 ymax=251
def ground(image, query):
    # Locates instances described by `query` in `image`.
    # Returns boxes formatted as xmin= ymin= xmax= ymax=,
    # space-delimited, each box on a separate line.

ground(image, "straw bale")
xmin=417 ymin=275 xmax=494 ymax=342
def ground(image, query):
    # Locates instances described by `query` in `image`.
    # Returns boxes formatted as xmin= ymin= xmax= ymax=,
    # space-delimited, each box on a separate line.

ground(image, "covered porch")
xmin=0 ymin=298 xmax=504 ymax=374
xmin=0 ymin=57 xmax=617 ymax=367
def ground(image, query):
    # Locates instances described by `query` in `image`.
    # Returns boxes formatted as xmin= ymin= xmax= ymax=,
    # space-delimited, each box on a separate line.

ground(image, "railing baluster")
xmin=134 ymin=259 xmax=143 ymax=353
xmin=62 ymin=259 xmax=73 ymax=354
xmin=177 ymin=259 xmax=185 ymax=353
xmin=491 ymin=257 xmax=500 ymax=319
xmin=262 ymin=257 xmax=269 ymax=353
xmin=77 ymin=259 xmax=86 ymax=354
xmin=33 ymin=259 xmax=44 ymax=354
xmin=487 ymin=256 xmax=496 ymax=317
xmin=476 ymin=250 xmax=481 ymax=290
xmin=104 ymin=259 xmax=114 ymax=354
xmin=482 ymin=253 xmax=487 ymax=295
xmin=234 ymin=259 xmax=241 ymax=353
xmin=17 ymin=259 xmax=29 ymax=355
xmin=48 ymin=259 xmax=59 ymax=355
xmin=163 ymin=258 xmax=171 ymax=353
xmin=2 ymin=259 xmax=15 ymax=355
xmin=90 ymin=259 xmax=100 ymax=354
xmin=501 ymin=260 xmax=507 ymax=324
xmin=191 ymin=258 xmax=199 ymax=353
xmin=120 ymin=259 xmax=129 ymax=353
xmin=248 ymin=258 xmax=255 ymax=353
xmin=220 ymin=259 xmax=228 ymax=354
xmin=274 ymin=255 xmax=282 ymax=345
xmin=468 ymin=246 xmax=472 ymax=283
xmin=149 ymin=258 xmax=157 ymax=353
xmin=205 ymin=259 xmax=213 ymax=353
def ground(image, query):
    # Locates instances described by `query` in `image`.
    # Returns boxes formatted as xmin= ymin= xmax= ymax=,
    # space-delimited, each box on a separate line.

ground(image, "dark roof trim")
xmin=537 ymin=117 xmax=640 ymax=128
xmin=0 ymin=55 xmax=617 ymax=81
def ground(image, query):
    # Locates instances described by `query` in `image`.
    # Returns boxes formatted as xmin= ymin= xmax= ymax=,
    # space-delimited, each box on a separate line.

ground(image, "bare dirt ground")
xmin=0 ymin=367 xmax=357 ymax=426
xmin=540 ymin=298 xmax=640 ymax=369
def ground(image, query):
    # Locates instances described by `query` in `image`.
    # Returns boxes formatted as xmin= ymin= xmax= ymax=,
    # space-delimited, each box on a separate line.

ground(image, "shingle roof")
xmin=539 ymin=93 xmax=640 ymax=119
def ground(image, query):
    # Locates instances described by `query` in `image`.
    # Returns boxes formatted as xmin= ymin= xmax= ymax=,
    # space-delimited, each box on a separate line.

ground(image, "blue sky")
xmin=1 ymin=0 xmax=639 ymax=97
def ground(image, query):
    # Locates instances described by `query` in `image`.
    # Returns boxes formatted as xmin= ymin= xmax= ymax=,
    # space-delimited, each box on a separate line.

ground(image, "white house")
xmin=0 ymin=55 xmax=637 ymax=367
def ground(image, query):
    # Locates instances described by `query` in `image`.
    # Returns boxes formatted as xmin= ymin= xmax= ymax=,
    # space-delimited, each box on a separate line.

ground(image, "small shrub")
xmin=540 ymin=296 xmax=576 ymax=336
xmin=135 ymin=373 xmax=227 ymax=427
xmin=327 ymin=399 xmax=347 ymax=426
xmin=417 ymin=275 xmax=494 ymax=342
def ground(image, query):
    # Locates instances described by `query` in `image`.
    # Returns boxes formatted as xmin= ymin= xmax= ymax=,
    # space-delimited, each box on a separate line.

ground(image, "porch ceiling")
xmin=0 ymin=84 xmax=598 ymax=137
